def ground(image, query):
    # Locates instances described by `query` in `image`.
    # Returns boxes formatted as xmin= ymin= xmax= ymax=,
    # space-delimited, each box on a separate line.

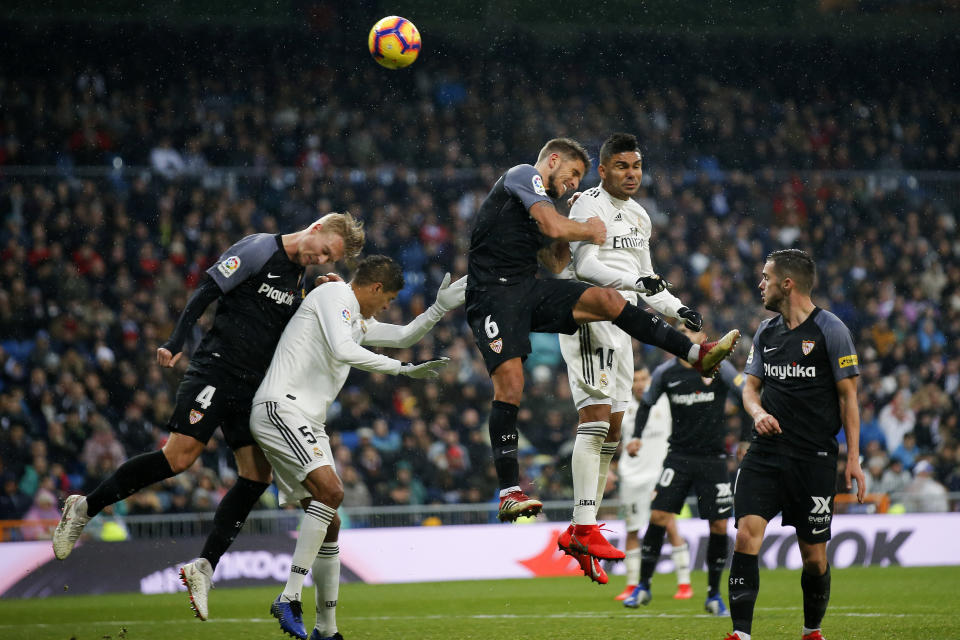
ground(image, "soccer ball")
xmin=368 ymin=16 xmax=421 ymax=69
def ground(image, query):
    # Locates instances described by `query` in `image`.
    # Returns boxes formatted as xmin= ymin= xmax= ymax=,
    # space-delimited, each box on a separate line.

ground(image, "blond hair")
xmin=317 ymin=212 xmax=365 ymax=258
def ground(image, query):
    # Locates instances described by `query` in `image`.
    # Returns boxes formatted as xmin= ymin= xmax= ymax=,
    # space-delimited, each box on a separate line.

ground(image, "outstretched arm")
xmin=158 ymin=276 xmax=221 ymax=367
xmin=361 ymin=274 xmax=467 ymax=348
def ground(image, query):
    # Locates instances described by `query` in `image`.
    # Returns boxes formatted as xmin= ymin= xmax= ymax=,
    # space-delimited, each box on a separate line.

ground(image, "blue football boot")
xmin=271 ymin=594 xmax=307 ymax=639
xmin=623 ymin=582 xmax=652 ymax=608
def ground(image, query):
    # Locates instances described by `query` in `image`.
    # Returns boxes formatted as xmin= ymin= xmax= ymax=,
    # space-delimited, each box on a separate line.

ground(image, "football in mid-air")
xmin=368 ymin=16 xmax=421 ymax=69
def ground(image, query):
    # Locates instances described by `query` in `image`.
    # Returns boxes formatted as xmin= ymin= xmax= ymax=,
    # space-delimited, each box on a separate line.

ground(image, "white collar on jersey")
xmin=599 ymin=183 xmax=630 ymax=209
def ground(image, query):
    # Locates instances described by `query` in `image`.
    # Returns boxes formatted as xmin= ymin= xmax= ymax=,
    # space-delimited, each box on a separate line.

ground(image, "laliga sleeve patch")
xmin=341 ymin=309 xmax=352 ymax=324
xmin=746 ymin=344 xmax=754 ymax=365
xmin=217 ymin=256 xmax=241 ymax=278
xmin=532 ymin=174 xmax=547 ymax=196
xmin=838 ymin=354 xmax=858 ymax=368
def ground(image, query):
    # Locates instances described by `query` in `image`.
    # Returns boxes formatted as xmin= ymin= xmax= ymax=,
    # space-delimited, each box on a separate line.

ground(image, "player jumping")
xmin=555 ymin=133 xmax=707 ymax=579
xmin=465 ymin=136 xmax=740 ymax=525
xmin=52 ymin=214 xmax=365 ymax=622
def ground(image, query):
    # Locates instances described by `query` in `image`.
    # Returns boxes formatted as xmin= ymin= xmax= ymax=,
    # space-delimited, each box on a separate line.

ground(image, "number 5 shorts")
xmin=250 ymin=400 xmax=335 ymax=507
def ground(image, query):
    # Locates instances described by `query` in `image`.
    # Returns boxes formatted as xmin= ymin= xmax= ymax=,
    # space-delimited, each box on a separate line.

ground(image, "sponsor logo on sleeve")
xmin=802 ymin=340 xmax=815 ymax=356
xmin=217 ymin=256 xmax=241 ymax=278
xmin=341 ymin=309 xmax=351 ymax=324
xmin=532 ymin=175 xmax=547 ymax=196
xmin=838 ymin=354 xmax=858 ymax=368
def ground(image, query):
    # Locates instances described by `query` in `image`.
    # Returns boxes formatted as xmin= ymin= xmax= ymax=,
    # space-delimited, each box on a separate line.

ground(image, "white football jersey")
xmin=253 ymin=281 xmax=404 ymax=428
xmin=618 ymin=391 xmax=672 ymax=484
xmin=563 ymin=184 xmax=684 ymax=318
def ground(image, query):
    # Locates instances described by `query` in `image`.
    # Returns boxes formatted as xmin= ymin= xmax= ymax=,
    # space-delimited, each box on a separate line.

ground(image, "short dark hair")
xmin=353 ymin=255 xmax=404 ymax=292
xmin=537 ymin=137 xmax=590 ymax=171
xmin=599 ymin=133 xmax=642 ymax=165
xmin=767 ymin=249 xmax=816 ymax=294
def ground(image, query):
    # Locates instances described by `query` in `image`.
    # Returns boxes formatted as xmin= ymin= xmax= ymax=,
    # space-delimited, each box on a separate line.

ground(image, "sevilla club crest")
xmin=489 ymin=338 xmax=503 ymax=354
xmin=189 ymin=409 xmax=204 ymax=424
xmin=802 ymin=340 xmax=815 ymax=356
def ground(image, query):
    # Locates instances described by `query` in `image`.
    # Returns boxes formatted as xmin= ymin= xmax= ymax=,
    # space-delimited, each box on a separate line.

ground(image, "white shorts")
xmin=250 ymin=401 xmax=335 ymax=507
xmin=559 ymin=320 xmax=633 ymax=412
xmin=620 ymin=477 xmax=657 ymax=532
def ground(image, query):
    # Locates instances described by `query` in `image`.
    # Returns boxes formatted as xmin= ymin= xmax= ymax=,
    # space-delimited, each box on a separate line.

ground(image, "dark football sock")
xmin=488 ymin=400 xmax=520 ymax=490
xmin=801 ymin=564 xmax=831 ymax=630
xmin=639 ymin=523 xmax=667 ymax=585
xmin=612 ymin=304 xmax=693 ymax=360
xmin=200 ymin=477 xmax=270 ymax=569
xmin=729 ymin=551 xmax=760 ymax=635
xmin=85 ymin=450 xmax=176 ymax=517
xmin=707 ymin=532 xmax=729 ymax=597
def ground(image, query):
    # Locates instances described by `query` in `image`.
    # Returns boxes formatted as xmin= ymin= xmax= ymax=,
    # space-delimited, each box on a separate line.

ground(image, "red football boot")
xmin=673 ymin=583 xmax=694 ymax=599
xmin=693 ymin=330 xmax=741 ymax=378
xmin=497 ymin=490 xmax=542 ymax=522
xmin=568 ymin=524 xmax=626 ymax=560
xmin=573 ymin=550 xmax=608 ymax=584
xmin=615 ymin=584 xmax=637 ymax=601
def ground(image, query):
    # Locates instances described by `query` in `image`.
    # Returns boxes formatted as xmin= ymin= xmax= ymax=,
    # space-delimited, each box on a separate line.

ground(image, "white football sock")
xmin=595 ymin=441 xmax=618 ymax=511
xmin=314 ymin=541 xmax=340 ymax=637
xmin=734 ymin=632 xmax=751 ymax=640
xmin=672 ymin=542 xmax=691 ymax=586
xmin=571 ymin=421 xmax=609 ymax=525
xmin=283 ymin=501 xmax=336 ymax=602
xmin=625 ymin=546 xmax=641 ymax=585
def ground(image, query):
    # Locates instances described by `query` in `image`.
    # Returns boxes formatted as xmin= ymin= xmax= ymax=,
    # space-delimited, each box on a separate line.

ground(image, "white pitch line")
xmin=0 ymin=609 xmax=924 ymax=628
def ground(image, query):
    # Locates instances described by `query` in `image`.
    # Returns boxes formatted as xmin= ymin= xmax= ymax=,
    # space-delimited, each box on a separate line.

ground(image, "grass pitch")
xmin=0 ymin=566 xmax=957 ymax=640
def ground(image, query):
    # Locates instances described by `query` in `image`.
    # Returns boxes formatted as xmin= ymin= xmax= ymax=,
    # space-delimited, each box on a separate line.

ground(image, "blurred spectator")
xmin=0 ymin=27 xmax=958 ymax=519
xmin=901 ymin=460 xmax=949 ymax=513
xmin=879 ymin=457 xmax=914 ymax=497
xmin=878 ymin=390 xmax=916 ymax=453
xmin=20 ymin=488 xmax=60 ymax=540
xmin=891 ymin=432 xmax=921 ymax=472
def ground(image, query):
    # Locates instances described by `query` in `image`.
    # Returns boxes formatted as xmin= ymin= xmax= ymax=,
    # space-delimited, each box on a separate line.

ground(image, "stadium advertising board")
xmin=1 ymin=513 xmax=958 ymax=597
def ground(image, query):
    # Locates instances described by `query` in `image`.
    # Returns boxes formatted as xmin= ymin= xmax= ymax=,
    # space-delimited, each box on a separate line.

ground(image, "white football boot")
xmin=180 ymin=558 xmax=214 ymax=620
xmin=52 ymin=494 xmax=91 ymax=560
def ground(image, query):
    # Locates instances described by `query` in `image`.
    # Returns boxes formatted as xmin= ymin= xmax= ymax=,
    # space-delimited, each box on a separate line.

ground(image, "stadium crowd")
xmin=1 ymin=29 xmax=959 ymax=537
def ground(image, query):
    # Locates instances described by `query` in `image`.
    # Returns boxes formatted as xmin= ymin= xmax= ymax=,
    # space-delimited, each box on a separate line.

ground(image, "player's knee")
xmin=650 ymin=510 xmax=671 ymax=526
xmin=325 ymin=485 xmax=344 ymax=508
xmin=802 ymin=556 xmax=827 ymax=575
xmin=239 ymin=468 xmax=272 ymax=485
xmin=310 ymin=483 xmax=343 ymax=509
xmin=734 ymin=527 xmax=761 ymax=553
xmin=598 ymin=287 xmax=627 ymax=317
xmin=492 ymin=364 xmax=524 ymax=405
xmin=709 ymin=520 xmax=729 ymax=535
xmin=162 ymin=447 xmax=199 ymax=474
